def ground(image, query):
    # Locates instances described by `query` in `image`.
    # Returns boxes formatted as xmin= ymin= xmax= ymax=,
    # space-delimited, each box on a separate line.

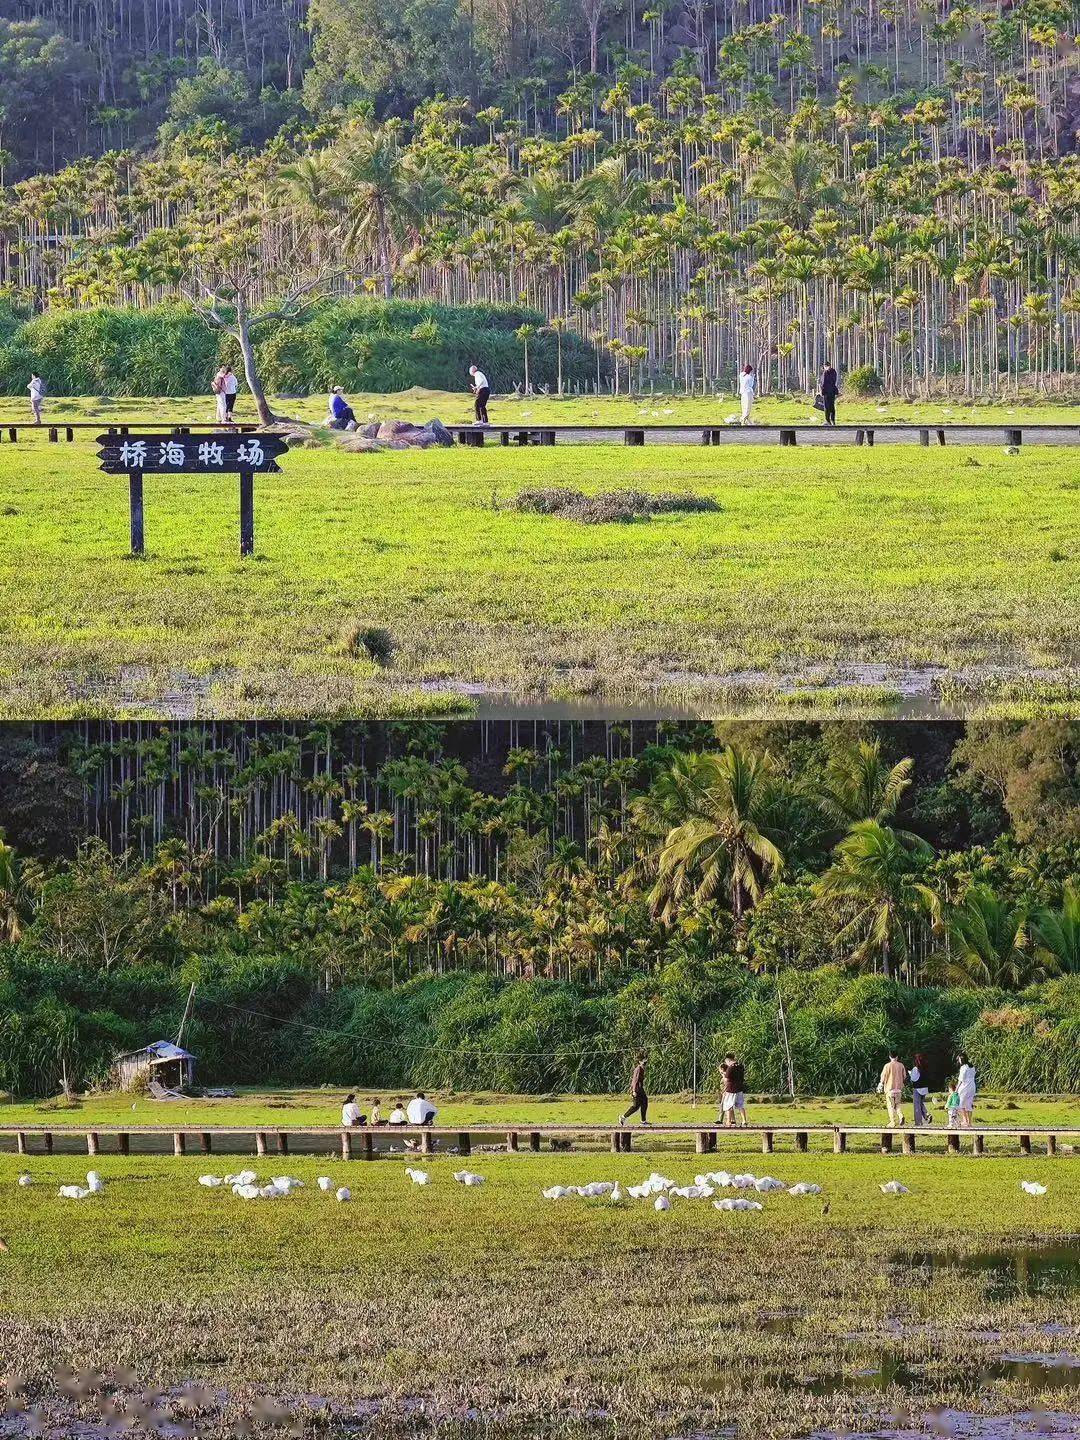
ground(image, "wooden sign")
xmin=95 ymin=431 xmax=289 ymax=556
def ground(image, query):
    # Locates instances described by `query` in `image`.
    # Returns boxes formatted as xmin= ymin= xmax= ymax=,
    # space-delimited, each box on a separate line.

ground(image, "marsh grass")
xmin=0 ymin=1150 xmax=1076 ymax=1440
xmin=0 ymin=438 xmax=1079 ymax=716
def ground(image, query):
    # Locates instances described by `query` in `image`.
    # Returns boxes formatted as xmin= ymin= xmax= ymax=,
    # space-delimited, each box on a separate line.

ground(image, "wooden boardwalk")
xmin=1 ymin=1123 xmax=1075 ymax=1160
xmin=449 ymin=422 xmax=1080 ymax=448
xmin=1 ymin=420 xmax=1078 ymax=447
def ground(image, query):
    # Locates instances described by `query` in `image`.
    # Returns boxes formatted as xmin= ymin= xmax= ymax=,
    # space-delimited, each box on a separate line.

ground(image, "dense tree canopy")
xmin=2 ymin=0 xmax=1080 ymax=393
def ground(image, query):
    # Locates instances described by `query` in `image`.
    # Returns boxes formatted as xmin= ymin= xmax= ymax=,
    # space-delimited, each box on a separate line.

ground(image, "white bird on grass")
xmin=787 ymin=1183 xmax=821 ymax=1197
xmin=198 ymin=1175 xmax=224 ymax=1188
xmin=271 ymin=1176 xmax=303 ymax=1192
xmin=452 ymin=1171 xmax=486 ymax=1186
xmin=405 ymin=1168 xmax=430 ymax=1185
xmin=58 ymin=1185 xmax=92 ymax=1200
xmin=713 ymin=1197 xmax=763 ymax=1212
xmin=259 ymin=1183 xmax=285 ymax=1199
xmin=731 ymin=1174 xmax=757 ymax=1190
xmin=86 ymin=1172 xmax=104 ymax=1193
xmin=754 ymin=1177 xmax=786 ymax=1193
xmin=225 ymin=1170 xmax=257 ymax=1187
xmin=880 ymin=1181 xmax=910 ymax=1196
xmin=317 ymin=1176 xmax=333 ymax=1192
xmin=672 ymin=1184 xmax=714 ymax=1200
xmin=1021 ymin=1181 xmax=1048 ymax=1196
xmin=16 ymin=1175 xmax=32 ymax=1187
xmin=233 ymin=1183 xmax=260 ymax=1200
xmin=654 ymin=1196 xmax=671 ymax=1212
xmin=542 ymin=1185 xmax=570 ymax=1199
xmin=610 ymin=1184 xmax=623 ymax=1204
xmin=336 ymin=1187 xmax=351 ymax=1202
xmin=581 ymin=1182 xmax=615 ymax=1197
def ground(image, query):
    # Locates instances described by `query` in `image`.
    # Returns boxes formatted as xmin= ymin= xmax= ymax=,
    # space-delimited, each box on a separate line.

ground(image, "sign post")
xmin=96 ymin=432 xmax=288 ymax=557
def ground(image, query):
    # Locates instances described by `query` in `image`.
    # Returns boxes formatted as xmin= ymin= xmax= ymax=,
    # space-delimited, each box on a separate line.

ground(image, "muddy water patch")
xmin=893 ymin=1243 xmax=1080 ymax=1301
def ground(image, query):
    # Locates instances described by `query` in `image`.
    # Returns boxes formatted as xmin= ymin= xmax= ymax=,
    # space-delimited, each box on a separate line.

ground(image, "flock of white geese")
xmin=18 ymin=1167 xmax=1051 ymax=1204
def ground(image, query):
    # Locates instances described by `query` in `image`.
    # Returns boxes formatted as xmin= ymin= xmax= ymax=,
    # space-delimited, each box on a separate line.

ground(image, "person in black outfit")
xmin=820 ymin=363 xmax=839 ymax=426
xmin=619 ymin=1055 xmax=649 ymax=1126
xmin=468 ymin=365 xmax=490 ymax=425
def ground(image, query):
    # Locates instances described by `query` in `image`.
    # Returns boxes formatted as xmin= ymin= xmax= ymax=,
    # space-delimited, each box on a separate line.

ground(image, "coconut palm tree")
xmin=819 ymin=738 xmax=915 ymax=830
xmin=1031 ymin=880 xmax=1080 ymax=974
xmin=929 ymin=884 xmax=1041 ymax=989
xmin=815 ymin=820 xmax=932 ymax=980
xmin=337 ymin=123 xmax=424 ymax=299
xmin=648 ymin=748 xmax=785 ymax=928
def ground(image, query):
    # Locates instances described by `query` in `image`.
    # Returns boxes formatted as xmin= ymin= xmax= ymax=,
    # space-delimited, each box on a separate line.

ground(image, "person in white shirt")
xmin=468 ymin=365 xmax=490 ymax=425
xmin=956 ymin=1055 xmax=977 ymax=1128
xmin=406 ymin=1091 xmax=438 ymax=1126
xmin=221 ymin=365 xmax=240 ymax=419
xmin=28 ymin=374 xmax=45 ymax=425
xmin=738 ymin=364 xmax=756 ymax=424
xmin=388 ymin=1100 xmax=407 ymax=1125
xmin=341 ymin=1093 xmax=363 ymax=1127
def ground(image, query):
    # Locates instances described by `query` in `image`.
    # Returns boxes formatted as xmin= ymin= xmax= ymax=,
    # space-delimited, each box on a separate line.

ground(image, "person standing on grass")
xmin=469 ymin=364 xmax=490 ymax=425
xmin=909 ymin=1052 xmax=931 ymax=1127
xmin=221 ymin=365 xmax=240 ymax=421
xmin=28 ymin=373 xmax=45 ymax=425
xmin=738 ymin=364 xmax=756 ymax=425
xmin=820 ymin=362 xmax=839 ymax=426
xmin=718 ymin=1052 xmax=748 ymax=1127
xmin=212 ymin=366 xmax=228 ymax=422
xmin=618 ymin=1054 xmax=649 ymax=1127
xmin=877 ymin=1050 xmax=907 ymax=1127
xmin=956 ymin=1054 xmax=977 ymax=1128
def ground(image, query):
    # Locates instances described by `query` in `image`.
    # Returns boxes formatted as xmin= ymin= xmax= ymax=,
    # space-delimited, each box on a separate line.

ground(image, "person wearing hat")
xmin=328 ymin=386 xmax=358 ymax=431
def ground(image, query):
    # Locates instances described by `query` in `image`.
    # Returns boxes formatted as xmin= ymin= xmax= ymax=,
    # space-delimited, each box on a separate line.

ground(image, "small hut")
xmin=113 ymin=1040 xmax=196 ymax=1094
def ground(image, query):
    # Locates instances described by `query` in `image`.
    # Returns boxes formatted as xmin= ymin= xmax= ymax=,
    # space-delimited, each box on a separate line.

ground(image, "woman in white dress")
xmin=738 ymin=364 xmax=756 ymax=424
xmin=956 ymin=1053 xmax=977 ymax=1128
xmin=212 ymin=367 xmax=229 ymax=422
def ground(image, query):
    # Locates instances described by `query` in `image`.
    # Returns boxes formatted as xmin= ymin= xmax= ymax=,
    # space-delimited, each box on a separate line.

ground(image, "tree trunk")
xmin=233 ymin=299 xmax=275 ymax=425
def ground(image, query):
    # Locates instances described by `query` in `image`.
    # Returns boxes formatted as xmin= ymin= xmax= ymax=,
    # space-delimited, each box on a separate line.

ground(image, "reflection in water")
xmin=894 ymin=1243 xmax=1080 ymax=1301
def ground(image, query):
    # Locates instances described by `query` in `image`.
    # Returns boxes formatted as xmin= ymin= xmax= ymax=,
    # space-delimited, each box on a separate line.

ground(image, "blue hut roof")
xmin=116 ymin=1040 xmax=196 ymax=1063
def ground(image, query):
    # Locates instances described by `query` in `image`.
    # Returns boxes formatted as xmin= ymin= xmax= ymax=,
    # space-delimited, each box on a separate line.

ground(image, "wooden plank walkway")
xmin=1 ymin=1123 xmax=1075 ymax=1159
xmin=448 ymin=423 xmax=1080 ymax=448
xmin=1 ymin=421 xmax=1078 ymax=447
xmin=0 ymin=422 xmax=259 ymax=444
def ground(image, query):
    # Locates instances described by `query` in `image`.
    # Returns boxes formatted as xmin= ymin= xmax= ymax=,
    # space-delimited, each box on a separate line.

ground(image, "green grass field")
xmin=5 ymin=1087 xmax=1077 ymax=1133
xmin=1 ymin=1146 xmax=1076 ymax=1439
xmin=2 ymin=421 xmax=1080 ymax=719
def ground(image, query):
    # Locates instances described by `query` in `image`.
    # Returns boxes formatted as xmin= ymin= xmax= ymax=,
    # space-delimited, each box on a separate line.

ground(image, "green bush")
xmin=0 ymin=299 xmax=603 ymax=396
xmin=844 ymin=364 xmax=884 ymax=396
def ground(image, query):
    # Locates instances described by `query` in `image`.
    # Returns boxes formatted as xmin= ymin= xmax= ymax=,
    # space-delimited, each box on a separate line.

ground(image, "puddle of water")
xmin=894 ymin=1243 xmax=1080 ymax=1301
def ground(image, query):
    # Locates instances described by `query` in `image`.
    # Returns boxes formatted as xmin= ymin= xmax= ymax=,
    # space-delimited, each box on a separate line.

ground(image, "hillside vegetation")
xmin=0 ymin=720 xmax=1078 ymax=1096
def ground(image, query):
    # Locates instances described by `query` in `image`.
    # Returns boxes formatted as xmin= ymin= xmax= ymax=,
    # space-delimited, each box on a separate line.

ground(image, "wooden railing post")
xmin=420 ymin=1130 xmax=434 ymax=1155
xmin=529 ymin=1132 xmax=541 ymax=1152
xmin=761 ymin=1131 xmax=774 ymax=1154
xmin=361 ymin=1133 xmax=374 ymax=1160
xmin=276 ymin=1132 xmax=289 ymax=1155
xmin=795 ymin=1131 xmax=808 ymax=1152
xmin=43 ymin=1132 xmax=53 ymax=1155
xmin=610 ymin=1131 xmax=621 ymax=1154
xmin=15 ymin=1132 xmax=26 ymax=1155
xmin=833 ymin=1130 xmax=846 ymax=1154
xmin=118 ymin=1133 xmax=130 ymax=1156
xmin=880 ymin=1132 xmax=893 ymax=1155
xmin=458 ymin=1132 xmax=472 ymax=1157
xmin=255 ymin=1132 xmax=268 ymax=1157
xmin=173 ymin=1133 xmax=186 ymax=1157
xmin=87 ymin=1132 xmax=100 ymax=1156
xmin=506 ymin=1131 xmax=519 ymax=1154
xmin=947 ymin=1133 xmax=960 ymax=1154
xmin=200 ymin=1133 xmax=211 ymax=1154
xmin=902 ymin=1133 xmax=916 ymax=1155
xmin=1019 ymin=1134 xmax=1032 ymax=1156
xmin=340 ymin=1131 xmax=352 ymax=1161
xmin=1046 ymin=1135 xmax=1058 ymax=1157
xmin=972 ymin=1134 xmax=985 ymax=1156
xmin=620 ymin=1130 xmax=632 ymax=1152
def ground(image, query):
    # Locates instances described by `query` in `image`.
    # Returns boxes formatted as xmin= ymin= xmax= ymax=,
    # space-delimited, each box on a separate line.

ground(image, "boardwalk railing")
xmin=1 ymin=1123 xmax=1074 ymax=1160
xmin=0 ymin=422 xmax=259 ymax=444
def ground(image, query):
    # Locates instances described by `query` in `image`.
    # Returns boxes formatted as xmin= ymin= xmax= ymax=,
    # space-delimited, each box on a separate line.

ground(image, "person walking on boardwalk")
xmin=877 ymin=1050 xmax=907 ymax=1127
xmin=909 ymin=1052 xmax=931 ymax=1127
xmin=212 ymin=366 xmax=229 ymax=422
xmin=738 ymin=364 xmax=756 ymax=425
xmin=28 ymin=373 xmax=45 ymax=425
xmin=220 ymin=365 xmax=239 ymax=421
xmin=618 ymin=1054 xmax=649 ymax=1126
xmin=819 ymin=362 xmax=839 ymax=426
xmin=718 ymin=1052 xmax=748 ymax=1127
xmin=469 ymin=364 xmax=490 ymax=425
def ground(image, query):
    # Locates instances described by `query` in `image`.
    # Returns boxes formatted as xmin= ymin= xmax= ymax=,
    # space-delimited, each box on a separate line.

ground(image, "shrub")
xmin=844 ymin=364 xmax=884 ymax=397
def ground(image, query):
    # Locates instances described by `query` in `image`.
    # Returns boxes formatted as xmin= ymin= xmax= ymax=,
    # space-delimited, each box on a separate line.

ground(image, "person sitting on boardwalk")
xmin=369 ymin=1097 xmax=382 ymax=1125
xmin=388 ymin=1099 xmax=408 ymax=1125
xmin=328 ymin=387 xmax=358 ymax=430
xmin=819 ymin=362 xmax=839 ymax=426
xmin=406 ymin=1091 xmax=438 ymax=1126
xmin=618 ymin=1054 xmax=649 ymax=1127
xmin=28 ymin=373 xmax=45 ymax=425
xmin=718 ymin=1052 xmax=748 ymax=1127
xmin=738 ymin=365 xmax=756 ymax=425
xmin=877 ymin=1051 xmax=907 ymax=1127
xmin=468 ymin=365 xmax=490 ymax=425
xmin=341 ymin=1093 xmax=365 ymax=1127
